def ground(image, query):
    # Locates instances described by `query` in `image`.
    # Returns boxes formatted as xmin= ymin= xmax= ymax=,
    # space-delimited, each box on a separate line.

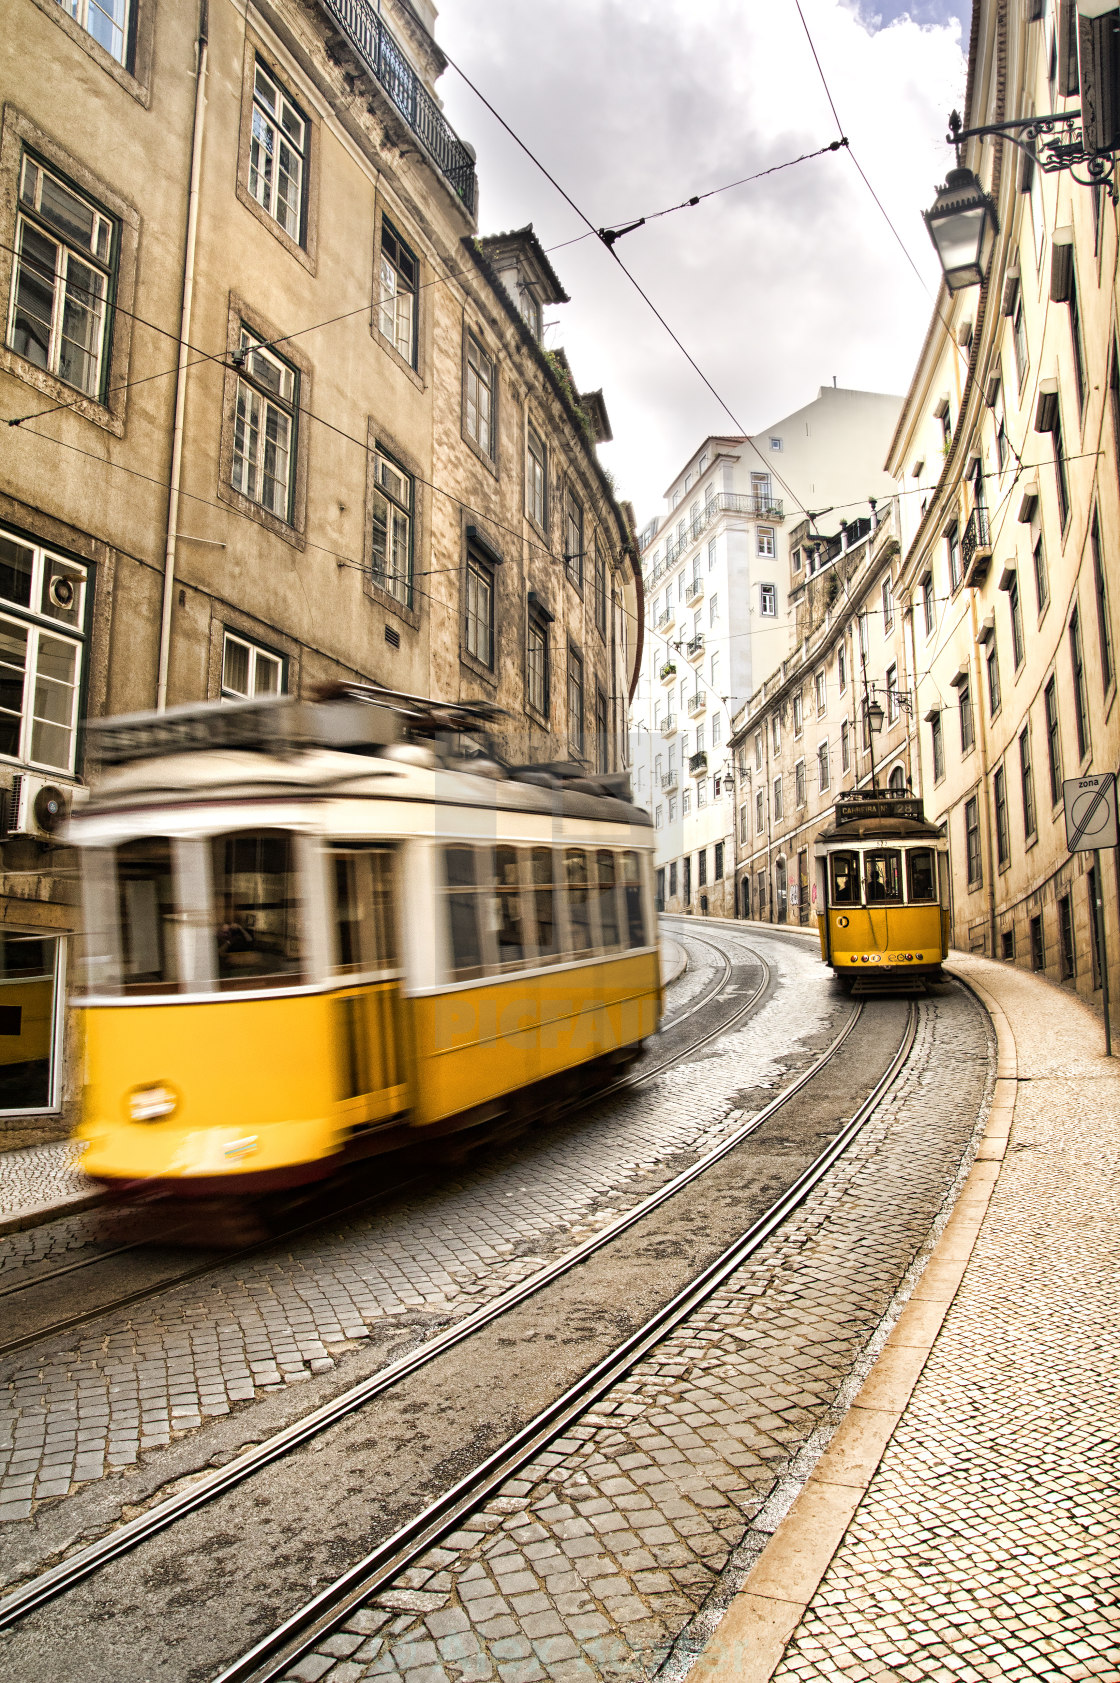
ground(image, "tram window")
xmin=595 ymin=850 xmax=622 ymax=950
xmin=528 ymin=847 xmax=559 ymax=960
xmin=829 ymin=852 xmax=861 ymax=907
xmin=864 ymin=851 xmax=904 ymax=904
xmin=331 ymin=847 xmax=397 ymax=974
xmin=117 ymin=839 xmax=181 ymax=993
xmin=212 ymin=831 xmax=302 ymax=989
xmin=622 ymin=851 xmax=647 ymax=948
xmin=443 ymin=846 xmax=490 ymax=979
xmin=495 ymin=845 xmax=527 ymax=966
xmin=906 ymin=849 xmax=938 ymax=903
xmin=564 ymin=849 xmax=596 ymax=955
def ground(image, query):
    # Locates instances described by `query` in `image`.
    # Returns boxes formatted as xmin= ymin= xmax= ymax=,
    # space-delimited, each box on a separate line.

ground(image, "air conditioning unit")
xmin=2 ymin=773 xmax=76 ymax=840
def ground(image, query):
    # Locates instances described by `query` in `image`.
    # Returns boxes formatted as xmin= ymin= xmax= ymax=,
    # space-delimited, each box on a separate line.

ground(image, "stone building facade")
xmin=889 ymin=0 xmax=1120 ymax=1023
xmin=0 ymin=0 xmax=638 ymax=1137
xmin=728 ymin=500 xmax=914 ymax=925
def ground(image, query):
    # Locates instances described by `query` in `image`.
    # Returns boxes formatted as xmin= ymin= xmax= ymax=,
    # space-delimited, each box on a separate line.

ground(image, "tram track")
xmin=0 ymin=933 xmax=863 ymax=1636
xmin=213 ymin=997 xmax=919 ymax=1683
xmin=0 ymin=929 xmax=758 ymax=1363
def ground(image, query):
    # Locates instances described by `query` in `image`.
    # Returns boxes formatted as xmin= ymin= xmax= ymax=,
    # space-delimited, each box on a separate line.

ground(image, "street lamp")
xmin=864 ymin=695 xmax=885 ymax=736
xmin=923 ymin=163 xmax=999 ymax=292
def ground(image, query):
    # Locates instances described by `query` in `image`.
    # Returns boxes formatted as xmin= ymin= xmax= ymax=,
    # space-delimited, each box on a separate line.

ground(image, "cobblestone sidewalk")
xmin=0 ymin=930 xmax=826 ymax=1522
xmin=280 ymin=986 xmax=991 ymax=1683
xmin=0 ymin=1141 xmax=91 ymax=1229
xmin=763 ymin=958 xmax=1120 ymax=1682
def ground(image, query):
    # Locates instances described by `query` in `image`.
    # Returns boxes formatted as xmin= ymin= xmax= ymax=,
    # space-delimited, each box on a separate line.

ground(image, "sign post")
xmin=1063 ymin=772 xmax=1118 ymax=1056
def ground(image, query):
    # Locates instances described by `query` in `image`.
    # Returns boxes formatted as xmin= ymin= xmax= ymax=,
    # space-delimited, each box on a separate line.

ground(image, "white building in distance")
xmin=630 ymin=385 xmax=902 ymax=915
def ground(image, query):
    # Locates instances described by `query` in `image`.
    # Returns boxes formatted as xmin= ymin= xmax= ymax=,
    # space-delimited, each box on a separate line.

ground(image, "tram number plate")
xmin=1064 ymin=774 xmax=1118 ymax=853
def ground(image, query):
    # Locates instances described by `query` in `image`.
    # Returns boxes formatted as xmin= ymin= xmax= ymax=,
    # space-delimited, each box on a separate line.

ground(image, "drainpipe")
xmin=967 ymin=588 xmax=997 ymax=957
xmin=157 ymin=1 xmax=209 ymax=711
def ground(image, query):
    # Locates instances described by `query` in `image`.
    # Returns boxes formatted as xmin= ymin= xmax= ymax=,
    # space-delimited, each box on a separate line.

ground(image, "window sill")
xmin=235 ymin=181 xmax=317 ymax=276
xmin=216 ymin=480 xmax=306 ymax=550
xmin=0 ymin=349 xmax=124 ymax=437
xmin=525 ymin=703 xmax=550 ymax=730
xmin=1025 ymin=829 xmax=1039 ymax=852
xmin=29 ymin=0 xmax=151 ymax=105
xmin=460 ymin=647 xmax=498 ymax=688
xmin=372 ymin=326 xmax=425 ymax=392
xmin=462 ymin=430 xmax=499 ymax=480
xmin=365 ymin=575 xmax=421 ymax=630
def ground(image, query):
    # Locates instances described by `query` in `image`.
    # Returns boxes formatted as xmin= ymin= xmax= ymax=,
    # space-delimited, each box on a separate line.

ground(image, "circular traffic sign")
xmin=1069 ymin=785 xmax=1114 ymax=843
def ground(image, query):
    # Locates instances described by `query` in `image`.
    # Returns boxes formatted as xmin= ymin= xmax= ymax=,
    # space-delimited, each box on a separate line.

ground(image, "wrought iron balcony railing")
xmin=689 ymin=750 xmax=708 ymax=776
xmin=686 ymin=634 xmax=705 ymax=662
xmin=687 ymin=692 xmax=706 ymax=716
xmin=659 ymin=661 xmax=677 ymax=684
xmin=962 ymin=504 xmax=992 ymax=585
xmin=319 ymin=0 xmax=477 ymax=213
xmin=660 ymin=713 xmax=678 ymax=736
xmin=660 ymin=770 xmax=679 ymax=792
xmin=684 ymin=576 xmax=704 ymax=605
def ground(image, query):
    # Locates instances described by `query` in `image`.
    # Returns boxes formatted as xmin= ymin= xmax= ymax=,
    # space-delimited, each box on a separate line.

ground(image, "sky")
xmin=433 ymin=0 xmax=970 ymax=528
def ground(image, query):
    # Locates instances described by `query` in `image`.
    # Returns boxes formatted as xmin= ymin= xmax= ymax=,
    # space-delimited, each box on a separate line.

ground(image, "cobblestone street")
xmin=281 ymin=982 xmax=991 ymax=1683
xmin=0 ymin=928 xmax=835 ymax=1524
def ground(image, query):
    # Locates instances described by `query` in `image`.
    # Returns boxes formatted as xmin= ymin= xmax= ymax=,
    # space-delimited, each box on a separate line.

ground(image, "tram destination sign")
xmin=1063 ymin=773 xmax=1118 ymax=853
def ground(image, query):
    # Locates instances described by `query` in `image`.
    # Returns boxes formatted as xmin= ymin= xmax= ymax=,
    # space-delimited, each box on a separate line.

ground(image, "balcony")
xmin=665 ymin=536 xmax=681 ymax=564
xmin=962 ymin=504 xmax=992 ymax=586
xmin=319 ymin=0 xmax=478 ymax=213
xmin=659 ymin=661 xmax=677 ymax=685
xmin=684 ymin=576 xmax=704 ymax=606
xmin=660 ymin=713 xmax=678 ymax=737
xmin=689 ymin=750 xmax=708 ymax=777
xmin=686 ymin=634 xmax=705 ymax=663
xmin=661 ymin=769 xmax=679 ymax=793
xmin=687 ymin=692 xmax=706 ymax=717
xmin=657 ymin=606 xmax=676 ymax=632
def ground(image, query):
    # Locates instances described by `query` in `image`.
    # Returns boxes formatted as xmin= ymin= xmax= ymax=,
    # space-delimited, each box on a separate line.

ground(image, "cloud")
xmin=434 ymin=0 xmax=967 ymax=522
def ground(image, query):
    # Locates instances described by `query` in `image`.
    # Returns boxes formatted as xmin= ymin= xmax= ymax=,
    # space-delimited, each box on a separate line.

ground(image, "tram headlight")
xmin=128 ymin=1083 xmax=179 ymax=1123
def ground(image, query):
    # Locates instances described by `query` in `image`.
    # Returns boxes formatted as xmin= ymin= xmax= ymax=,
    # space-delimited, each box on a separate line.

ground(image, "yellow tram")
xmin=813 ymin=788 xmax=950 ymax=989
xmin=68 ymin=693 xmax=661 ymax=1196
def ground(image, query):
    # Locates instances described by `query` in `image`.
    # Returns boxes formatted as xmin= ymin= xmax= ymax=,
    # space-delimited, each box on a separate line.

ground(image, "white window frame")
xmin=221 ymin=629 xmax=286 ymax=701
xmin=527 ymin=425 xmax=547 ymax=528
xmin=249 ymin=60 xmax=307 ymax=243
xmin=370 ymin=447 xmax=413 ymax=607
xmin=9 ymin=154 xmax=115 ymax=401
xmin=231 ymin=327 xmax=298 ymax=521
xmin=465 ymin=332 xmax=495 ymax=458
xmin=527 ymin=614 xmax=548 ymax=716
xmin=378 ymin=218 xmax=418 ymax=365
xmin=0 ymin=526 xmax=88 ymax=776
xmin=466 ymin=553 xmax=494 ymax=667
xmin=59 ymin=0 xmax=130 ymax=66
xmin=815 ymin=670 xmax=826 ymax=715
xmin=818 ymin=740 xmax=830 ymax=792
xmin=757 ymin=527 xmax=776 ymax=558
xmin=760 ymin=583 xmax=777 ymax=617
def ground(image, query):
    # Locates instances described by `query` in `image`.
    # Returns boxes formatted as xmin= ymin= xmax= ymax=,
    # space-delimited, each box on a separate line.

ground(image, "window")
xmin=1012 ymin=289 xmax=1029 ymax=390
xmin=815 ymin=670 xmax=826 ymax=715
xmin=1020 ymin=727 xmax=1037 ymax=838
xmin=865 ymin=850 xmax=904 ymax=903
xmin=1044 ymin=677 xmax=1062 ymax=805
xmin=711 ymin=711 xmax=721 ymax=746
xmin=378 ymin=219 xmax=418 ymax=364
xmin=939 ymin=403 xmax=952 ymax=448
xmin=755 ymin=731 xmax=763 ymax=769
xmin=773 ymin=775 xmax=783 ymax=820
xmin=331 ymin=846 xmax=397 ymax=977
xmin=708 ymin=538 xmax=718 ymax=570
xmin=887 ymin=664 xmax=899 ymax=724
xmin=795 ymin=759 xmax=806 ymax=807
xmin=793 ymin=690 xmax=803 ymax=737
xmin=739 ymin=803 xmax=748 ymax=844
xmin=249 ymin=61 xmax=307 ymax=244
xmin=698 ymin=849 xmax=708 ymax=888
xmin=221 ymin=630 xmax=284 ymax=701
xmin=527 ymin=614 xmax=549 ymax=716
xmin=756 ymin=869 xmax=767 ymax=911
xmin=838 ymin=643 xmax=847 ymax=691
xmin=841 ymin=719 xmax=850 ymax=773
xmin=594 ymin=542 xmax=607 ymax=639
xmin=595 ymin=689 xmax=609 ymax=774
xmin=986 ymin=641 xmax=1001 ymax=717
xmin=60 ymin=0 xmax=130 ymax=65
xmin=714 ymin=841 xmax=724 ymax=879
xmin=519 ymin=288 xmax=541 ymax=340
xmin=830 ymin=853 xmax=860 ymax=906
xmin=1058 ymin=891 xmax=1075 ymax=979
xmin=964 ymin=796 xmax=982 ymax=887
xmin=760 ymin=583 xmax=776 ymax=617
xmin=922 ymin=574 xmax=935 ymax=637
xmin=565 ymin=491 xmax=584 ymax=589
xmin=1070 ymin=607 xmax=1089 ymax=762
xmin=908 ymin=849 xmax=937 ymax=903
xmin=1066 ymin=256 xmax=1087 ymax=414
xmin=464 ymin=332 xmax=495 ymax=458
xmin=443 ymin=846 xmax=490 ymax=978
xmin=709 ymin=592 xmax=719 ymax=625
xmin=697 ymin=779 xmax=707 ymax=809
xmin=994 ymin=766 xmax=1010 ymax=867
xmin=1033 ymin=532 xmax=1049 ymax=614
xmin=769 ymin=436 xmax=783 ymax=452
xmin=465 ymin=551 xmax=494 ymax=667
xmin=622 ymin=851 xmax=648 ymax=947
xmin=882 ymin=577 xmax=894 ymax=631
xmin=757 ymin=527 xmax=776 ymax=558
xmin=10 ymin=154 xmax=116 ymax=400
xmin=527 ymin=427 xmax=547 ymax=528
xmin=567 ymin=646 xmax=584 ymax=757
xmin=1091 ymin=513 xmax=1114 ymax=693
xmin=993 ymin=377 xmax=1009 ymax=472
xmin=931 ymin=711 xmax=944 ymax=783
xmin=231 ymin=328 xmax=298 ymax=521
xmin=668 ymin=861 xmax=677 ymax=898
xmin=772 ymin=712 xmax=781 ymax=750
xmin=947 ymin=523 xmax=962 ymax=591
xmin=818 ymin=741 xmax=830 ymax=792
xmin=755 ymin=789 xmax=765 ymax=831
xmin=369 ymin=448 xmax=413 ymax=607
xmin=655 ymin=807 xmax=663 ymax=829
xmin=0 ymin=527 xmax=88 ymax=773
xmin=682 ymin=789 xmax=691 ymax=814
xmin=959 ymin=675 xmax=975 ymax=753
xmin=1053 ymin=403 xmax=1070 ymax=529
xmin=1030 ymin=913 xmax=1044 ymax=972
xmin=212 ymin=830 xmax=302 ymax=990
xmin=1009 ymin=576 xmax=1025 ymax=670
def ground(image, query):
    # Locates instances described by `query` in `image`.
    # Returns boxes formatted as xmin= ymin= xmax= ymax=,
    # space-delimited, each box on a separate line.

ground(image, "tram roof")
xmin=818 ymin=787 xmax=943 ymax=843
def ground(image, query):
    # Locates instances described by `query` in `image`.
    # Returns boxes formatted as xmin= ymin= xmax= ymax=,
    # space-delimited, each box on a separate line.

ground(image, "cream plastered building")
xmin=889 ymin=0 xmax=1120 ymax=1021
xmin=629 ymin=387 xmax=900 ymax=917
xmin=0 ymin=0 xmax=639 ymax=1137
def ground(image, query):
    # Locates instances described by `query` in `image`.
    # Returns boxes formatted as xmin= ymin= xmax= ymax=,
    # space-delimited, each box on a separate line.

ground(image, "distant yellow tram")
xmin=813 ymin=788 xmax=950 ymax=989
xmin=68 ymin=693 xmax=661 ymax=1197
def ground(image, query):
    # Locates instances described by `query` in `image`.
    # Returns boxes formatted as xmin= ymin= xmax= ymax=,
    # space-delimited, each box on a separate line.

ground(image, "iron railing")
xmin=962 ymin=504 xmax=992 ymax=579
xmin=660 ymin=714 xmax=678 ymax=736
xmin=684 ymin=576 xmax=704 ymax=605
xmin=689 ymin=750 xmax=708 ymax=776
xmin=687 ymin=693 xmax=706 ymax=716
xmin=686 ymin=634 xmax=705 ymax=661
xmin=660 ymin=770 xmax=678 ymax=791
xmin=319 ymin=0 xmax=477 ymax=213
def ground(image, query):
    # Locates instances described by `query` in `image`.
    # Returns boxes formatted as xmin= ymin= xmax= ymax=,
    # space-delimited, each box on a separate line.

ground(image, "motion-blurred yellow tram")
xmin=69 ymin=693 xmax=661 ymax=1196
xmin=813 ymin=788 xmax=950 ymax=990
